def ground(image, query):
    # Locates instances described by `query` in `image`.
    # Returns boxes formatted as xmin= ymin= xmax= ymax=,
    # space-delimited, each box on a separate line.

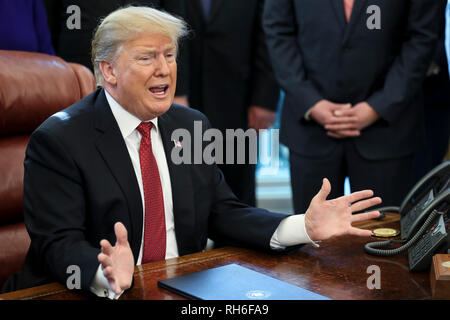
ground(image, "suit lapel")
xmin=93 ymin=89 xmax=143 ymax=262
xmin=157 ymin=107 xmax=196 ymax=254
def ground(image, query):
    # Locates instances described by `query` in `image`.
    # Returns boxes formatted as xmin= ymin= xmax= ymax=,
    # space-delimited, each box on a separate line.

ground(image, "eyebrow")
xmin=134 ymin=46 xmax=176 ymax=55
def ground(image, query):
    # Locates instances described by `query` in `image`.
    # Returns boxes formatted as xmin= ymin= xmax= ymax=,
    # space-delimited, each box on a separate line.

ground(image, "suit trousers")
xmin=289 ymin=140 xmax=415 ymax=214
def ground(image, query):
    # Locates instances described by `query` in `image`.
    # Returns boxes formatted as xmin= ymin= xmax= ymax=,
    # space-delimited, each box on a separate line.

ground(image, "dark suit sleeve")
xmin=263 ymin=0 xmax=323 ymax=119
xmin=23 ymin=128 xmax=100 ymax=291
xmin=192 ymin=117 xmax=288 ymax=250
xmin=365 ymin=0 xmax=445 ymax=124
xmin=249 ymin=0 xmax=280 ymax=111
xmin=208 ymin=167 xmax=288 ymax=250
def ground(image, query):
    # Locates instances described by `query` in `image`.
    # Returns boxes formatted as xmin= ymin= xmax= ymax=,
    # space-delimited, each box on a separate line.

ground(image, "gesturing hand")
xmin=305 ymin=178 xmax=381 ymax=241
xmin=98 ymin=222 xmax=135 ymax=295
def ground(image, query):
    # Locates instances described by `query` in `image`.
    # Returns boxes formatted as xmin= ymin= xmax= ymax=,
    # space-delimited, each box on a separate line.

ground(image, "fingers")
xmin=327 ymin=130 xmax=361 ymax=138
xmin=333 ymin=108 xmax=355 ymax=117
xmin=98 ymin=252 xmax=113 ymax=270
xmin=106 ymin=277 xmax=124 ymax=295
xmin=325 ymin=116 xmax=358 ymax=125
xmin=100 ymin=239 xmax=113 ymax=255
xmin=351 ymin=210 xmax=381 ymax=223
xmin=315 ymin=178 xmax=331 ymax=202
xmin=104 ymin=269 xmax=126 ymax=295
xmin=339 ymin=189 xmax=374 ymax=204
xmin=348 ymin=227 xmax=373 ymax=237
xmin=330 ymin=103 xmax=352 ymax=112
xmin=99 ymin=238 xmax=114 ymax=267
xmin=103 ymin=266 xmax=113 ymax=278
xmin=350 ymin=197 xmax=382 ymax=213
xmin=325 ymin=123 xmax=359 ymax=131
xmin=114 ymin=222 xmax=129 ymax=246
xmin=108 ymin=279 xmax=119 ymax=295
xmin=113 ymin=279 xmax=122 ymax=295
xmin=100 ymin=254 xmax=124 ymax=295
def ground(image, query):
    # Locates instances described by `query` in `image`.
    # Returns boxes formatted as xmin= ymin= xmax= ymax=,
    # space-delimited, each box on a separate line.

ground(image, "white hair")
xmin=91 ymin=6 xmax=188 ymax=85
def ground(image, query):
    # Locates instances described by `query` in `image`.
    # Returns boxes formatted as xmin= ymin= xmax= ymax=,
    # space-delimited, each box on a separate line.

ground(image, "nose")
xmin=154 ymin=54 xmax=170 ymax=77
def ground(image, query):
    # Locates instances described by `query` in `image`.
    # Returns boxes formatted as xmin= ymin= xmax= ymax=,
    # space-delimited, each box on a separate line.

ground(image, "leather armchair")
xmin=0 ymin=50 xmax=96 ymax=287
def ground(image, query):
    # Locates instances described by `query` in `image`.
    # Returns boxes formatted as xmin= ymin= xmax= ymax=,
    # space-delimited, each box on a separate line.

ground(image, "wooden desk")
xmin=0 ymin=213 xmax=431 ymax=300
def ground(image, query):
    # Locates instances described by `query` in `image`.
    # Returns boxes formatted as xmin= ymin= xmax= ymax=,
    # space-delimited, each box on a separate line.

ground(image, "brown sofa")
xmin=0 ymin=50 xmax=96 ymax=287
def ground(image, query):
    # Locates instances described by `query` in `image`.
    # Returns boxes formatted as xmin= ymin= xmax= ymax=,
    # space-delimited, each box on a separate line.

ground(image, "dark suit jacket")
xmin=2 ymin=88 xmax=287 ymax=293
xmin=176 ymin=0 xmax=280 ymax=131
xmin=423 ymin=9 xmax=450 ymax=107
xmin=263 ymin=0 xmax=445 ymax=160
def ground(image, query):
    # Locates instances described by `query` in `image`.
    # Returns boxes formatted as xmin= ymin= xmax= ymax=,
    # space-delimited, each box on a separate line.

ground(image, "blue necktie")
xmin=200 ymin=0 xmax=212 ymax=19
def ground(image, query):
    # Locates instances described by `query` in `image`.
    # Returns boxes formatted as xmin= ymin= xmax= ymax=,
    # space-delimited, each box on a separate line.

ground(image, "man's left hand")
xmin=305 ymin=178 xmax=381 ymax=241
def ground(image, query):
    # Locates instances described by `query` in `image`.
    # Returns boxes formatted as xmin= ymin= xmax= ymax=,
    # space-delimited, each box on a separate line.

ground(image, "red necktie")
xmin=136 ymin=122 xmax=166 ymax=263
xmin=343 ymin=0 xmax=354 ymax=22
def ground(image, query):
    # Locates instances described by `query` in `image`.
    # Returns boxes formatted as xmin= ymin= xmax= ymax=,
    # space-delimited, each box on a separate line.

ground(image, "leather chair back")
xmin=0 ymin=50 xmax=96 ymax=287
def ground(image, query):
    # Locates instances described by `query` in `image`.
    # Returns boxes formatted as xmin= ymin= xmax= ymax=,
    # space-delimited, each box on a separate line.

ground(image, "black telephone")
xmin=364 ymin=161 xmax=450 ymax=272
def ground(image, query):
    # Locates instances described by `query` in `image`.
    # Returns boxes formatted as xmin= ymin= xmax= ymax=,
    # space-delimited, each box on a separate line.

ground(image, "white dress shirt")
xmin=90 ymin=90 xmax=317 ymax=299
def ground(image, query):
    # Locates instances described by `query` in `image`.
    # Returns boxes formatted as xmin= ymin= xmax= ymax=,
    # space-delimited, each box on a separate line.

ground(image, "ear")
xmin=99 ymin=61 xmax=117 ymax=86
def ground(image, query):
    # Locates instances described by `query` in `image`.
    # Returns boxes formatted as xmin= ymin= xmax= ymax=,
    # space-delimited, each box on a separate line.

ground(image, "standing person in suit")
xmin=173 ymin=0 xmax=280 ymax=206
xmin=413 ymin=6 xmax=450 ymax=182
xmin=1 ymin=6 xmax=381 ymax=298
xmin=263 ymin=0 xmax=445 ymax=214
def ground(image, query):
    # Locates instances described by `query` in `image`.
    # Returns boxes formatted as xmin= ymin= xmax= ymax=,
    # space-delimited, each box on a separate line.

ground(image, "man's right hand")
xmin=98 ymin=222 xmax=135 ymax=295
xmin=309 ymin=100 xmax=361 ymax=137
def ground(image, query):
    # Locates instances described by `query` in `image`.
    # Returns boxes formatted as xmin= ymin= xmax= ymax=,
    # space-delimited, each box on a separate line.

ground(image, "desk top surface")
xmin=0 ymin=213 xmax=431 ymax=300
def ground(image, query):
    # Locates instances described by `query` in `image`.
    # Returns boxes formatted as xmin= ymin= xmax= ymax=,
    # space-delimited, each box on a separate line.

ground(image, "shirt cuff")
xmin=270 ymin=214 xmax=320 ymax=250
xmin=89 ymin=264 xmax=124 ymax=300
xmin=304 ymin=107 xmax=313 ymax=121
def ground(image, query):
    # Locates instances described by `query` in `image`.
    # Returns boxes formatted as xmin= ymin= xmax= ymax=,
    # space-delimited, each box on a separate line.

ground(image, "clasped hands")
xmin=309 ymin=100 xmax=379 ymax=138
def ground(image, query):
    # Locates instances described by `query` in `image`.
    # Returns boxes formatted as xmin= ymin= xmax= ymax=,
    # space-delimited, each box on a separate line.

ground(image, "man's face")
xmin=104 ymin=33 xmax=177 ymax=120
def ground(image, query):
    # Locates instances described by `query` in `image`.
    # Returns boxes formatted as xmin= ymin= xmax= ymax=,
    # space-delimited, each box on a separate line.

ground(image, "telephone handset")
xmin=364 ymin=161 xmax=450 ymax=272
xmin=399 ymin=161 xmax=450 ymax=240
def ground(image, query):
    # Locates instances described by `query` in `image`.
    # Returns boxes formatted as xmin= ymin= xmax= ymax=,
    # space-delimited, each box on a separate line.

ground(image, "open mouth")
xmin=149 ymin=85 xmax=169 ymax=97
